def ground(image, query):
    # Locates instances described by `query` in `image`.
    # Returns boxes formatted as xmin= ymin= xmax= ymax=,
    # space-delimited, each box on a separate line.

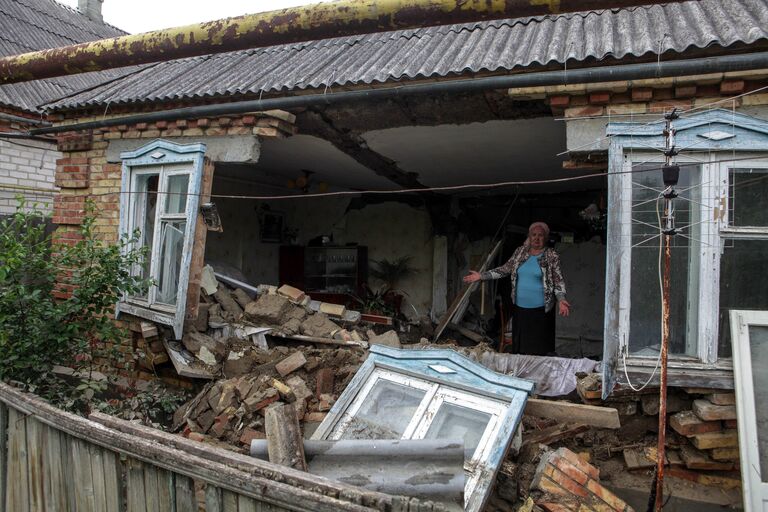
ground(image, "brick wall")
xmin=0 ymin=120 xmax=59 ymax=215
xmin=52 ymin=111 xmax=295 ymax=379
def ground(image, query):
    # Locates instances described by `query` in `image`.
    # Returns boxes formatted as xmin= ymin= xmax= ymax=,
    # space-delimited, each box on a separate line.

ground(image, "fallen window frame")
xmin=311 ymin=345 xmax=534 ymax=512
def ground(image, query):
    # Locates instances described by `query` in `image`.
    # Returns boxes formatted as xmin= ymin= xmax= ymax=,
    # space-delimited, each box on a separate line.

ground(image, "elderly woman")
xmin=464 ymin=222 xmax=570 ymax=355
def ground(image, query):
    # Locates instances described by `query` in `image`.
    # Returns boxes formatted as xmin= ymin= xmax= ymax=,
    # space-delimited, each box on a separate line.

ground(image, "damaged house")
xmin=3 ymin=0 xmax=768 ymax=510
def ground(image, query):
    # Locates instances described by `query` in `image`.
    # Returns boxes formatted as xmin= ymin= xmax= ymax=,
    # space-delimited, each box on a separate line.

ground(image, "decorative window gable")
xmin=116 ymin=139 xmax=207 ymax=339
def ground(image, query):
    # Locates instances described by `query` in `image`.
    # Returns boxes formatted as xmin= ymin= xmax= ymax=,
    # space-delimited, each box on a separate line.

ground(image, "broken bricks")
xmin=275 ymin=351 xmax=307 ymax=377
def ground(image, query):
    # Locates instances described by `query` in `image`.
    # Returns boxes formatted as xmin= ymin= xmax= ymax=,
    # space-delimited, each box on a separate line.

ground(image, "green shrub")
xmin=0 ymin=200 xmax=149 ymax=385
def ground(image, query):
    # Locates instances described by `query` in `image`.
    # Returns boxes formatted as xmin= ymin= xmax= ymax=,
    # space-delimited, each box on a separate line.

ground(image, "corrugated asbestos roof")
xmin=38 ymin=0 xmax=768 ymax=111
xmin=0 ymin=0 xmax=132 ymax=112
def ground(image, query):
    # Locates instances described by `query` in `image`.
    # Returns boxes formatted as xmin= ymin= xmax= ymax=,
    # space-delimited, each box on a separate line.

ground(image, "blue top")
xmin=515 ymin=255 xmax=545 ymax=308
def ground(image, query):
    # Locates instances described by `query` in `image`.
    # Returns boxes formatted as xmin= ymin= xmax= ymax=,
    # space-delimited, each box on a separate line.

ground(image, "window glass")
xmin=629 ymin=163 xmax=698 ymax=356
xmin=165 ymin=174 xmax=189 ymax=214
xmin=424 ymin=402 xmax=491 ymax=459
xmin=747 ymin=325 xmax=768 ymax=482
xmin=131 ymin=174 xmax=158 ymax=299
xmin=728 ymin=169 xmax=768 ymax=227
xmin=155 ymin=220 xmax=186 ymax=305
xmin=341 ymin=379 xmax=426 ymax=440
xmin=718 ymin=240 xmax=768 ymax=358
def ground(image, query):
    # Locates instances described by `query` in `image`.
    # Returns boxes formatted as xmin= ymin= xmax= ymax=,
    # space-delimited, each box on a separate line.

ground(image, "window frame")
xmin=116 ymin=140 xmax=207 ymax=339
xmin=602 ymin=109 xmax=768 ymax=397
xmin=311 ymin=345 xmax=533 ymax=512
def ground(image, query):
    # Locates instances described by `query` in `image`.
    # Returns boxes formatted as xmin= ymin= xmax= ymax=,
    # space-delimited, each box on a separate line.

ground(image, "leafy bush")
xmin=0 ymin=200 xmax=149 ymax=385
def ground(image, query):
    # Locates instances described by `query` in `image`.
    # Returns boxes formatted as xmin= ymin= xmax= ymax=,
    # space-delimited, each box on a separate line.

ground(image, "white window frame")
xmin=116 ymin=140 xmax=206 ymax=339
xmin=730 ymin=309 xmax=768 ymax=512
xmin=311 ymin=345 xmax=533 ymax=512
xmin=613 ymin=154 xmax=768 ymax=371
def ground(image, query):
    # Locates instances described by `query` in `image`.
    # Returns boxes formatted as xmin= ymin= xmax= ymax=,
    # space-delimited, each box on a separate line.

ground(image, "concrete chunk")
xmin=369 ymin=330 xmax=401 ymax=348
xmin=277 ymin=284 xmax=306 ymax=302
xmin=213 ymin=289 xmax=244 ymax=317
xmin=244 ymin=294 xmax=293 ymax=325
xmin=299 ymin=313 xmax=340 ymax=338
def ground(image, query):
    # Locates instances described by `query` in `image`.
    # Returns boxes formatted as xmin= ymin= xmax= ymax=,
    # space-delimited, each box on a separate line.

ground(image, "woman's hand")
xmin=558 ymin=299 xmax=571 ymax=317
xmin=463 ymin=271 xmax=481 ymax=284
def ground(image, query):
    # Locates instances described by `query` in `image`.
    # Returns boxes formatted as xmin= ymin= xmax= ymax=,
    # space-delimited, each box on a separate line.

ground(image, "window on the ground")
xmin=311 ymin=345 xmax=533 ymax=512
xmin=117 ymin=141 xmax=206 ymax=339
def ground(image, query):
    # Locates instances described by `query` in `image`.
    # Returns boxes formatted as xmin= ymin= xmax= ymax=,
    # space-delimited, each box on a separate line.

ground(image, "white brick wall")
xmin=0 ymin=138 xmax=60 ymax=215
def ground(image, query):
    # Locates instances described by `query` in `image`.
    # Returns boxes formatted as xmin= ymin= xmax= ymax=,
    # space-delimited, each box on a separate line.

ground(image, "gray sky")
xmin=58 ymin=0 xmax=331 ymax=33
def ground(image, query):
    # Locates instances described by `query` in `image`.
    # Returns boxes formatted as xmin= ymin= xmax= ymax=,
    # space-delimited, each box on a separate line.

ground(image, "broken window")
xmin=311 ymin=345 xmax=533 ymax=512
xmin=117 ymin=140 xmax=207 ymax=338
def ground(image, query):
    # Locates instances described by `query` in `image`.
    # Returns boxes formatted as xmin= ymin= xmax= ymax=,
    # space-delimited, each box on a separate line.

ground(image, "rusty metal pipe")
xmin=654 ymin=230 xmax=672 ymax=511
xmin=1 ymin=0 xmax=691 ymax=85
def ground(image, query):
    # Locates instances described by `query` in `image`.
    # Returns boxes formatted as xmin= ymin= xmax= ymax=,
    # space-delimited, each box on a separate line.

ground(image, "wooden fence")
xmin=0 ymin=382 xmax=447 ymax=512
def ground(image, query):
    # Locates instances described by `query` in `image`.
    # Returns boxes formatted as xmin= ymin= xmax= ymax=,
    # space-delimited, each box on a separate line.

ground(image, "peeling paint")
xmin=0 ymin=0 xmax=685 ymax=85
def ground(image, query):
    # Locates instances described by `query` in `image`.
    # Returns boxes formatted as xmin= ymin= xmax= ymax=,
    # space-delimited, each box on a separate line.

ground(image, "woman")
xmin=464 ymin=222 xmax=570 ymax=355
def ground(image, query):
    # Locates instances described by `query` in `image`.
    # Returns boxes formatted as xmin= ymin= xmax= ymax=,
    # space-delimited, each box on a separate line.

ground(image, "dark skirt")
xmin=507 ymin=304 xmax=556 ymax=356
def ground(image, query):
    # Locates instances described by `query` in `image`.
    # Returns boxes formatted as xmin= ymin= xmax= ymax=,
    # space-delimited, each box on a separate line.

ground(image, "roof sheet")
xmin=39 ymin=0 xmax=768 ymax=111
xmin=0 ymin=0 xmax=132 ymax=112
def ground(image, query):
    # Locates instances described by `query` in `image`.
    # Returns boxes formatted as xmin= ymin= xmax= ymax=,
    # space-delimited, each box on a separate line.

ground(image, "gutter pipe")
xmin=0 ymin=0 xmax=688 ymax=85
xmin=32 ymin=51 xmax=768 ymax=136
xmin=0 ymin=112 xmax=51 ymax=126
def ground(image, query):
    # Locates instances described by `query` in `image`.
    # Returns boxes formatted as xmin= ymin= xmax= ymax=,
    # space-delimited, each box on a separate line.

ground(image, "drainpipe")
xmin=31 ymin=51 xmax=768 ymax=136
xmin=1 ymin=0 xmax=693 ymax=85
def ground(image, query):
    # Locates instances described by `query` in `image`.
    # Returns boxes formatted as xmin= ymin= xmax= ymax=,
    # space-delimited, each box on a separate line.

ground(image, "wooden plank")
xmin=71 ymin=437 xmax=96 ymax=512
xmin=175 ymin=474 xmax=197 ymax=512
xmin=666 ymin=467 xmax=742 ymax=489
xmin=692 ymin=399 xmax=737 ymax=421
xmin=143 ymin=464 xmax=161 ymax=512
xmin=222 ymin=489 xmax=239 ymax=512
xmin=679 ymin=444 xmax=734 ymax=471
xmin=101 ymin=448 xmax=123 ymax=512
xmin=711 ymin=447 xmax=740 ymax=461
xmin=706 ymin=393 xmax=735 ymax=406
xmin=43 ymin=425 xmax=69 ymax=511
xmin=524 ymin=398 xmax=621 ymax=429
xmin=691 ymin=430 xmax=739 ymax=450
xmin=90 ymin=444 xmax=109 ymax=512
xmin=239 ymin=494 xmax=259 ymax=512
xmin=623 ymin=448 xmax=682 ymax=470
xmin=6 ymin=407 xmax=29 ymax=512
xmin=0 ymin=403 xmax=6 ymax=511
xmin=205 ymin=485 xmax=223 ymax=512
xmin=155 ymin=468 xmax=175 ymax=512
xmin=521 ymin=423 xmax=589 ymax=448
xmin=126 ymin=457 xmax=148 ymax=512
xmin=434 ymin=239 xmax=502 ymax=340
xmin=26 ymin=418 xmax=45 ymax=512
xmin=265 ymin=403 xmax=307 ymax=471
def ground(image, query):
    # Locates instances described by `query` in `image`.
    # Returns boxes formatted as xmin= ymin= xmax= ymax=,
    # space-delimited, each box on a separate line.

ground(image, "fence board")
xmin=89 ymin=443 xmax=109 ymax=511
xmin=26 ymin=418 xmax=45 ymax=511
xmin=0 ymin=402 xmax=7 ymax=512
xmin=6 ymin=407 xmax=29 ymax=512
xmin=60 ymin=432 xmax=77 ymax=512
xmin=222 ymin=490 xmax=239 ymax=512
xmin=239 ymin=494 xmax=258 ymax=512
xmin=175 ymin=474 xmax=197 ymax=512
xmin=156 ymin=467 xmax=175 ymax=512
xmin=143 ymin=464 xmax=161 ymax=512
xmin=43 ymin=426 xmax=68 ymax=511
xmin=71 ymin=436 xmax=97 ymax=511
xmin=126 ymin=457 xmax=147 ymax=512
xmin=101 ymin=448 xmax=122 ymax=512
xmin=205 ymin=484 xmax=223 ymax=512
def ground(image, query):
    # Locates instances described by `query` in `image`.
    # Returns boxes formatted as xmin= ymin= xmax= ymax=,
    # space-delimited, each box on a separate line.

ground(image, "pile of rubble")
xmin=170 ymin=277 xmax=403 ymax=377
xmin=172 ymin=345 xmax=367 ymax=448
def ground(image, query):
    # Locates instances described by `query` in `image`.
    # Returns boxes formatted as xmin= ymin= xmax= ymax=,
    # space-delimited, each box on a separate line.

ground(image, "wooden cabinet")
xmin=279 ymin=246 xmax=368 ymax=296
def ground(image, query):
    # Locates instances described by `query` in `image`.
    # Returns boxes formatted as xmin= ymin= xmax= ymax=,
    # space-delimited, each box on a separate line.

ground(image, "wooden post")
xmin=265 ymin=403 xmax=307 ymax=471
